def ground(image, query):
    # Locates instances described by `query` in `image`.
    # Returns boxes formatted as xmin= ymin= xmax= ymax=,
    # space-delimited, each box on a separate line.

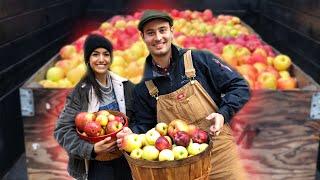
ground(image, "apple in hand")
xmin=106 ymin=120 xmax=123 ymax=133
xmin=168 ymin=119 xmax=189 ymax=138
xmin=155 ymin=136 xmax=172 ymax=151
xmin=158 ymin=149 xmax=174 ymax=161
xmin=172 ymin=146 xmax=188 ymax=160
xmin=142 ymin=145 xmax=159 ymax=161
xmin=191 ymin=129 xmax=209 ymax=144
xmin=122 ymin=134 xmax=143 ymax=153
xmin=273 ymin=54 xmax=292 ymax=71
xmin=187 ymin=143 xmax=202 ymax=155
xmin=173 ymin=131 xmax=191 ymax=147
xmin=130 ymin=148 xmax=143 ymax=159
xmin=155 ymin=122 xmax=168 ymax=136
xmin=145 ymin=128 xmax=161 ymax=145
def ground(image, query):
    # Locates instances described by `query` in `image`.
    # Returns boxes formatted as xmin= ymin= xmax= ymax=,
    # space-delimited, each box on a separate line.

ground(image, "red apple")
xmin=187 ymin=124 xmax=199 ymax=136
xmin=168 ymin=119 xmax=189 ymax=138
xmin=253 ymin=62 xmax=267 ymax=74
xmin=106 ymin=120 xmax=123 ymax=133
xmin=277 ymin=77 xmax=297 ymax=90
xmin=114 ymin=116 xmax=125 ymax=124
xmin=173 ymin=131 xmax=191 ymax=147
xmin=155 ymin=136 xmax=172 ymax=151
xmin=248 ymin=53 xmax=267 ymax=65
xmin=84 ymin=121 xmax=101 ymax=137
xmin=191 ymin=129 xmax=209 ymax=144
xmin=75 ymin=112 xmax=96 ymax=132
xmin=236 ymin=64 xmax=258 ymax=81
xmin=60 ymin=45 xmax=76 ymax=59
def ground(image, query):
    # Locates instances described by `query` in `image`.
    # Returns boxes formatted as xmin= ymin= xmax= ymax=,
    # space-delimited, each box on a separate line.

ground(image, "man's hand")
xmin=116 ymin=127 xmax=133 ymax=149
xmin=206 ymin=113 xmax=224 ymax=136
xmin=94 ymin=137 xmax=117 ymax=155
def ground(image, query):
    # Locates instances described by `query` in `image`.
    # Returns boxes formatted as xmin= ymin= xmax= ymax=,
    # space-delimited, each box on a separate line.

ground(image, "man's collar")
xmin=142 ymin=44 xmax=188 ymax=81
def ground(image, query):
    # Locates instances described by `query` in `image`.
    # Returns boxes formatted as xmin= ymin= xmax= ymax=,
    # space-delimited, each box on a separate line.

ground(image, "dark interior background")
xmin=1 ymin=0 xmax=319 ymax=178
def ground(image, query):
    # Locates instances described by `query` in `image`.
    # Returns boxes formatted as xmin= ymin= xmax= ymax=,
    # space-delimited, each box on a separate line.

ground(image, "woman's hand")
xmin=206 ymin=113 xmax=224 ymax=136
xmin=116 ymin=127 xmax=133 ymax=149
xmin=94 ymin=137 xmax=117 ymax=154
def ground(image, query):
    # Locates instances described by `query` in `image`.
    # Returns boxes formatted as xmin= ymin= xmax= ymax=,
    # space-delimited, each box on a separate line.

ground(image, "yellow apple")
xmin=199 ymin=143 xmax=209 ymax=153
xmin=145 ymin=128 xmax=161 ymax=145
xmin=257 ymin=72 xmax=277 ymax=90
xmin=172 ymin=146 xmax=188 ymax=160
xmin=130 ymin=148 xmax=143 ymax=159
xmin=279 ymin=71 xmax=290 ymax=79
xmin=158 ymin=149 xmax=174 ymax=161
xmin=142 ymin=145 xmax=159 ymax=161
xmin=155 ymin=122 xmax=168 ymax=136
xmin=187 ymin=143 xmax=202 ymax=155
xmin=122 ymin=134 xmax=143 ymax=153
xmin=46 ymin=67 xmax=65 ymax=82
xmin=273 ymin=54 xmax=292 ymax=71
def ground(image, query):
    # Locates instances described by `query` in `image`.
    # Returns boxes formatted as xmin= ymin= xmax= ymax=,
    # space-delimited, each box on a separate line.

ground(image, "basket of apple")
xmin=121 ymin=119 xmax=213 ymax=180
xmin=75 ymin=110 xmax=128 ymax=161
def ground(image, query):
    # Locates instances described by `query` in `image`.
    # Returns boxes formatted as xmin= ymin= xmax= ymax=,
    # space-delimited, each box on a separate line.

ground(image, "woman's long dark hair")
xmin=83 ymin=66 xmax=103 ymax=102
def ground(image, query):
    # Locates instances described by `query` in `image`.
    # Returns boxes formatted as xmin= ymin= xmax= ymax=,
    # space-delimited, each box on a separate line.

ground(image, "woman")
xmin=54 ymin=34 xmax=133 ymax=180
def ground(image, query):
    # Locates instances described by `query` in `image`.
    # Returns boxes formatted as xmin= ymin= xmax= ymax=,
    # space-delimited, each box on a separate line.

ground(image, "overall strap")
xmin=145 ymin=80 xmax=159 ymax=100
xmin=183 ymin=50 xmax=196 ymax=79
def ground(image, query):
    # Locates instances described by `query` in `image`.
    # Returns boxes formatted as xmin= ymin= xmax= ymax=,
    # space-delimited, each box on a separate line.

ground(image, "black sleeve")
xmin=201 ymin=50 xmax=251 ymax=123
xmin=129 ymin=83 xmax=157 ymax=134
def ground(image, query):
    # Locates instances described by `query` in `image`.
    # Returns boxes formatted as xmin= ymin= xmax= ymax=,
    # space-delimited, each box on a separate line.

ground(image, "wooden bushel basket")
xmin=123 ymin=140 xmax=213 ymax=180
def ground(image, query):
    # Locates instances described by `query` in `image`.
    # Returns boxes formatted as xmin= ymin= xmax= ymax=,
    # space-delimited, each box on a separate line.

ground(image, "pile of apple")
xmin=122 ymin=119 xmax=209 ymax=161
xmin=75 ymin=110 xmax=125 ymax=138
xmin=39 ymin=9 xmax=297 ymax=90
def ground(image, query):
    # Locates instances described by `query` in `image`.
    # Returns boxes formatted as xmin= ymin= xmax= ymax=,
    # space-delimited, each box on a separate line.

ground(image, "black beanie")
xmin=84 ymin=34 xmax=113 ymax=63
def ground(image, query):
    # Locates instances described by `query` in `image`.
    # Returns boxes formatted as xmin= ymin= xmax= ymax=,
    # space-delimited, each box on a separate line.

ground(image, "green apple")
xmin=142 ymin=145 xmax=159 ymax=161
xmin=130 ymin=148 xmax=143 ymax=159
xmin=155 ymin=122 xmax=168 ymax=136
xmin=139 ymin=134 xmax=148 ymax=146
xmin=158 ymin=149 xmax=174 ymax=161
xmin=172 ymin=146 xmax=188 ymax=160
xmin=122 ymin=134 xmax=143 ymax=153
xmin=199 ymin=143 xmax=209 ymax=153
xmin=187 ymin=143 xmax=202 ymax=155
xmin=145 ymin=128 xmax=161 ymax=145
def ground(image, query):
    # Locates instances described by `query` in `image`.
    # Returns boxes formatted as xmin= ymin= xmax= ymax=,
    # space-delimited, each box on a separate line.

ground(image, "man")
xmin=117 ymin=10 xmax=250 ymax=179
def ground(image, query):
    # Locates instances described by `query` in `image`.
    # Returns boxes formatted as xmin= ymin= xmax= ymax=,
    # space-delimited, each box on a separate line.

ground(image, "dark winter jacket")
xmin=54 ymin=72 xmax=134 ymax=180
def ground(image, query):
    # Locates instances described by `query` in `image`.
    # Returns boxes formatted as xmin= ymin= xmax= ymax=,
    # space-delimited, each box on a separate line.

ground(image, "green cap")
xmin=138 ymin=10 xmax=173 ymax=32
